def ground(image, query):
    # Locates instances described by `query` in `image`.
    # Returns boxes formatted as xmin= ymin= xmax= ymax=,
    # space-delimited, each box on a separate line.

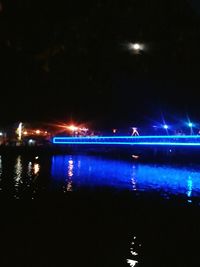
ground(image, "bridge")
xmin=52 ymin=135 xmax=200 ymax=146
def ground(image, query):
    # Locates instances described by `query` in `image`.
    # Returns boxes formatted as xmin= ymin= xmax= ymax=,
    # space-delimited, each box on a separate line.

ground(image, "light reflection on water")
xmin=12 ymin=155 xmax=41 ymax=199
xmin=0 ymin=154 xmax=200 ymax=266
xmin=0 ymin=154 xmax=200 ymax=202
xmin=127 ymin=236 xmax=141 ymax=266
xmin=51 ymin=155 xmax=200 ymax=201
xmin=14 ymin=156 xmax=22 ymax=185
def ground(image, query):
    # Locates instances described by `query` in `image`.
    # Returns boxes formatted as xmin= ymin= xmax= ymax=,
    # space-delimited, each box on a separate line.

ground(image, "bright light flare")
xmin=67 ymin=125 xmax=78 ymax=132
xmin=36 ymin=130 xmax=41 ymax=134
xmin=132 ymin=43 xmax=141 ymax=50
xmin=128 ymin=42 xmax=145 ymax=53
xmin=163 ymin=124 xmax=168 ymax=130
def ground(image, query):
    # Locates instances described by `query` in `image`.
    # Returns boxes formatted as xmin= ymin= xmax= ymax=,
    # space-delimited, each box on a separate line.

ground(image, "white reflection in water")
xmin=14 ymin=156 xmax=23 ymax=199
xmin=66 ymin=159 xmax=73 ymax=191
xmin=27 ymin=162 xmax=32 ymax=178
xmin=68 ymin=159 xmax=73 ymax=177
xmin=127 ymin=236 xmax=140 ymax=267
xmin=14 ymin=156 xmax=22 ymax=185
xmin=131 ymin=166 xmax=137 ymax=191
xmin=34 ymin=163 xmax=40 ymax=175
xmin=127 ymin=259 xmax=138 ymax=267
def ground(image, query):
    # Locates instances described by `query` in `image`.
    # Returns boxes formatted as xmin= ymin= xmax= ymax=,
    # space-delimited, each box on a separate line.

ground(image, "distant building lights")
xmin=23 ymin=131 xmax=28 ymax=135
xmin=36 ymin=130 xmax=40 ymax=134
xmin=80 ymin=127 xmax=88 ymax=132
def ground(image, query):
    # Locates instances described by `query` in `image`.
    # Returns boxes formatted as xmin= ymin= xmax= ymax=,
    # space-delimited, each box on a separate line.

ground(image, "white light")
xmin=0 ymin=132 xmax=3 ymax=136
xmin=127 ymin=259 xmax=138 ymax=267
xmin=128 ymin=42 xmax=144 ymax=52
xmin=34 ymin=163 xmax=40 ymax=175
xmin=16 ymin=122 xmax=23 ymax=141
xmin=67 ymin=125 xmax=78 ymax=131
xmin=131 ymin=251 xmax=138 ymax=256
xmin=132 ymin=43 xmax=141 ymax=50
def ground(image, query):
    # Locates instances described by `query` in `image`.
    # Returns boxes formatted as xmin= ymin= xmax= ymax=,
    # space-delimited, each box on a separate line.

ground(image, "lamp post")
xmin=188 ymin=122 xmax=193 ymax=135
xmin=163 ymin=124 xmax=169 ymax=135
xmin=16 ymin=122 xmax=23 ymax=142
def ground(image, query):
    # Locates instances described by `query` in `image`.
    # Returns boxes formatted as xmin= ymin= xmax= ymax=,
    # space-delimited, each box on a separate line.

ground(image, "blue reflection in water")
xmin=51 ymin=155 xmax=136 ymax=190
xmin=51 ymin=155 xmax=200 ymax=199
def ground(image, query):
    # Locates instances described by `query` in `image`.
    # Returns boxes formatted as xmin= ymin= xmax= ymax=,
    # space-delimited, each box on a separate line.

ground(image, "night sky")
xmin=1 ymin=0 xmax=200 ymax=127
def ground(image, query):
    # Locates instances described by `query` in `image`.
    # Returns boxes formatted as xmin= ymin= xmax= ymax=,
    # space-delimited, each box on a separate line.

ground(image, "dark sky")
xmin=1 ymin=0 xmax=200 ymax=127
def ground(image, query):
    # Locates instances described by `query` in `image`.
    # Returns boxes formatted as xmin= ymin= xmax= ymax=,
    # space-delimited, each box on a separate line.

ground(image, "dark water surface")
xmin=0 ymin=153 xmax=200 ymax=266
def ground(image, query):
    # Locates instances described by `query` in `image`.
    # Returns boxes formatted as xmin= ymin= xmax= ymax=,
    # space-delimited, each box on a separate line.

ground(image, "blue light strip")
xmin=52 ymin=135 xmax=200 ymax=146
xmin=53 ymin=135 xmax=200 ymax=139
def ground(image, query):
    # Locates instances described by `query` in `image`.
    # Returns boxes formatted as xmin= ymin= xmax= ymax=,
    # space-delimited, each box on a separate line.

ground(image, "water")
xmin=0 ymin=153 xmax=200 ymax=266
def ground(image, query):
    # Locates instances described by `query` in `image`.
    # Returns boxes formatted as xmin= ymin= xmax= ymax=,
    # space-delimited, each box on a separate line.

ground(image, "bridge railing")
xmin=52 ymin=135 xmax=200 ymax=146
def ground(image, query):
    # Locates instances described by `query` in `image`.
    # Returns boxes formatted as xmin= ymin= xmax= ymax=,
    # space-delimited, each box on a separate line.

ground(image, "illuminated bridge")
xmin=52 ymin=135 xmax=200 ymax=146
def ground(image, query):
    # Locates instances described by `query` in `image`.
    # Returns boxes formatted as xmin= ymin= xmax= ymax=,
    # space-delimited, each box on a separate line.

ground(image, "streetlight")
xmin=188 ymin=122 xmax=194 ymax=135
xmin=163 ymin=124 xmax=169 ymax=135
xmin=16 ymin=122 xmax=23 ymax=141
xmin=67 ymin=125 xmax=78 ymax=136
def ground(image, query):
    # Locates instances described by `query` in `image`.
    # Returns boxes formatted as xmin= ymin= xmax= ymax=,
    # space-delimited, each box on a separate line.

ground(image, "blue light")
xmin=52 ymin=135 xmax=200 ymax=146
xmin=51 ymin=155 xmax=200 ymax=199
xmin=188 ymin=122 xmax=193 ymax=128
xmin=163 ymin=124 xmax=168 ymax=129
xmin=53 ymin=135 xmax=200 ymax=139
